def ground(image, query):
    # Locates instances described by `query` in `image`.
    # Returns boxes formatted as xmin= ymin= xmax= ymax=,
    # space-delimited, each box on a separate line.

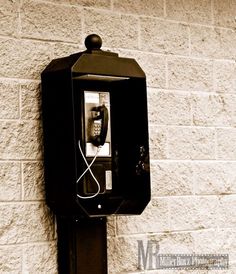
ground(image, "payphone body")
xmin=41 ymin=35 xmax=150 ymax=218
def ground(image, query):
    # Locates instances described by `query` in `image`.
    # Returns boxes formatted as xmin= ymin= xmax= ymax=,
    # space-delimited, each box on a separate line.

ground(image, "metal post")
xmin=57 ymin=216 xmax=107 ymax=274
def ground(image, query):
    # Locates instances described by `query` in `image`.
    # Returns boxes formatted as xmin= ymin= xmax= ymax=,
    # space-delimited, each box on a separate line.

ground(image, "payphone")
xmin=41 ymin=34 xmax=150 ymax=218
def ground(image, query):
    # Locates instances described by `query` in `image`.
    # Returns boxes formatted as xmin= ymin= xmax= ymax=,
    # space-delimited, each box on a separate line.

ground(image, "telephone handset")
xmin=84 ymin=91 xmax=111 ymax=157
xmin=90 ymin=105 xmax=108 ymax=147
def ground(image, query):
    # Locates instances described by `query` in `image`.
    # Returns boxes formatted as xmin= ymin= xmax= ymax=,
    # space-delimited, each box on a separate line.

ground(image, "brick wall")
xmin=0 ymin=0 xmax=236 ymax=273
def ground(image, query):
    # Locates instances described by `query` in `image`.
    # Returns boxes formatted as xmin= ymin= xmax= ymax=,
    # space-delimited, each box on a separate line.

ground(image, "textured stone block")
xmin=0 ymin=80 xmax=19 ymax=119
xmin=156 ymin=232 xmax=195 ymax=254
xmin=214 ymin=60 xmax=236 ymax=94
xmin=149 ymin=126 xmax=168 ymax=160
xmin=108 ymin=236 xmax=142 ymax=273
xmin=0 ymin=120 xmax=42 ymax=160
xmin=194 ymin=162 xmax=236 ymax=195
xmin=116 ymin=49 xmax=166 ymax=88
xmin=169 ymin=196 xmax=219 ymax=230
xmin=190 ymin=25 xmax=236 ymax=59
xmin=139 ymin=55 xmax=166 ymax=88
xmin=0 ymin=162 xmax=21 ymax=201
xmin=113 ymin=0 xmax=164 ymax=16
xmin=108 ymin=232 xmax=195 ymax=273
xmin=166 ymin=0 xmax=212 ymax=24
xmin=84 ymin=9 xmax=139 ymax=49
xmin=21 ymin=81 xmax=41 ymax=120
xmin=21 ymin=0 xmax=82 ymax=42
xmin=0 ymin=38 xmax=52 ymax=79
xmin=193 ymin=228 xmax=236 ymax=262
xmin=117 ymin=198 xmax=169 ymax=234
xmin=148 ymin=89 xmax=191 ymax=125
xmin=168 ymin=127 xmax=215 ymax=160
xmin=151 ymin=161 xmax=193 ymax=196
xmin=0 ymin=245 xmax=22 ymax=274
xmin=213 ymin=0 xmax=236 ymax=29
xmin=53 ymin=42 xmax=82 ymax=59
xmin=0 ymin=202 xmax=54 ymax=244
xmin=46 ymin=0 xmax=110 ymax=8
xmin=23 ymin=242 xmax=57 ymax=274
xmin=140 ymin=18 xmax=189 ymax=55
xmin=218 ymin=196 xmax=236 ymax=228
xmin=0 ymin=0 xmax=19 ymax=37
xmin=148 ymin=270 xmax=223 ymax=274
xmin=192 ymin=93 xmax=236 ymax=127
xmin=168 ymin=57 xmax=213 ymax=91
xmin=23 ymin=161 xmax=45 ymax=200
xmin=217 ymin=128 xmax=236 ymax=160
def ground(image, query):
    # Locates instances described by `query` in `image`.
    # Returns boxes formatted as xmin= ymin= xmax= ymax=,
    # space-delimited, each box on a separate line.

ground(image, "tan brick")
xmin=194 ymin=162 xmax=236 ymax=195
xmin=166 ymin=0 xmax=212 ymax=24
xmin=149 ymin=270 xmax=216 ymax=274
xmin=157 ymin=232 xmax=195 ymax=254
xmin=108 ymin=236 xmax=143 ymax=273
xmin=190 ymin=25 xmax=236 ymax=59
xmin=0 ymin=245 xmax=22 ymax=274
xmin=148 ymin=89 xmax=191 ymax=125
xmin=140 ymin=18 xmax=189 ymax=55
xmin=169 ymin=196 xmax=219 ymax=230
xmin=151 ymin=162 xmax=193 ymax=196
xmin=168 ymin=57 xmax=213 ymax=91
xmin=0 ymin=120 xmax=42 ymax=160
xmin=113 ymin=0 xmax=164 ymax=17
xmin=21 ymin=0 xmax=82 ymax=42
xmin=140 ymin=55 xmax=166 ymax=88
xmin=0 ymin=162 xmax=21 ymax=201
xmin=0 ymin=0 xmax=20 ymax=37
xmin=53 ymin=42 xmax=82 ymax=59
xmin=0 ymin=38 xmax=52 ymax=80
xmin=108 ymin=233 xmax=194 ymax=273
xmin=168 ymin=127 xmax=216 ymax=160
xmin=23 ymin=242 xmax=57 ymax=274
xmin=214 ymin=61 xmax=236 ymax=94
xmin=193 ymin=229 xmax=224 ymax=253
xmin=218 ymin=196 xmax=236 ymax=228
xmin=117 ymin=198 xmax=169 ymax=234
xmin=21 ymin=81 xmax=41 ymax=120
xmin=192 ymin=93 xmax=236 ymax=127
xmin=217 ymin=128 xmax=236 ymax=160
xmin=149 ymin=126 xmax=168 ymax=160
xmin=0 ymin=202 xmax=54 ymax=244
xmin=213 ymin=0 xmax=236 ymax=29
xmin=0 ymin=80 xmax=19 ymax=119
xmin=84 ymin=9 xmax=139 ymax=49
xmin=193 ymin=228 xmax=236 ymax=261
xmin=22 ymin=162 xmax=45 ymax=200
xmin=123 ymin=52 xmax=166 ymax=89
xmin=46 ymin=0 xmax=110 ymax=8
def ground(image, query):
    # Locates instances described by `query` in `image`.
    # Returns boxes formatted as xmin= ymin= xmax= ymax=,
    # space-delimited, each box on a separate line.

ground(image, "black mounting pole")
xmin=57 ymin=216 xmax=108 ymax=274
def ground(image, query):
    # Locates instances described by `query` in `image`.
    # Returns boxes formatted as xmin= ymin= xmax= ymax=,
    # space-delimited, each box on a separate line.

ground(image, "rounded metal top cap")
xmin=85 ymin=34 xmax=102 ymax=50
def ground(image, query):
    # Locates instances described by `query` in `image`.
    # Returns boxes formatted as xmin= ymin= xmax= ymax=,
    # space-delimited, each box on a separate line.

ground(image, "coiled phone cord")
xmin=76 ymin=140 xmax=101 ymax=199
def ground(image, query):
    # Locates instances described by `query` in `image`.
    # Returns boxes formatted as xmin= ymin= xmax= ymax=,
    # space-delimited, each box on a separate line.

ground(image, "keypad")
xmin=93 ymin=121 xmax=101 ymax=136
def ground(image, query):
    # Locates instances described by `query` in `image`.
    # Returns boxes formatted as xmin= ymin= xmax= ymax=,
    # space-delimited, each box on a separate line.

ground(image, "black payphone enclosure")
xmin=41 ymin=34 xmax=151 ymax=218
